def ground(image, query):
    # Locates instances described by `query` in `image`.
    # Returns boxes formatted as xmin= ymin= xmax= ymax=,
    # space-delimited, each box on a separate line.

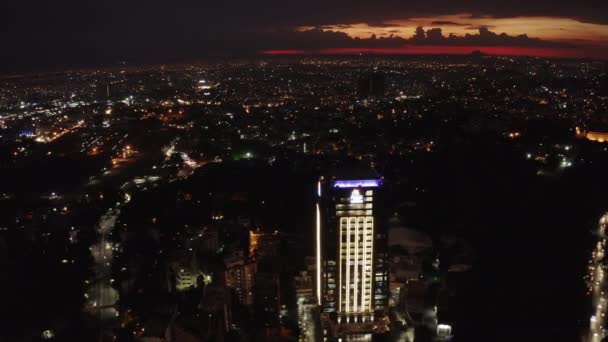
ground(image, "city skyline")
xmin=1 ymin=55 xmax=608 ymax=341
xmin=2 ymin=2 xmax=608 ymax=340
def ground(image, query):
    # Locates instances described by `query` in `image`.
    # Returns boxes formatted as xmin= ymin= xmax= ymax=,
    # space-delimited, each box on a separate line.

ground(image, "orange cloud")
xmin=297 ymin=14 xmax=608 ymax=44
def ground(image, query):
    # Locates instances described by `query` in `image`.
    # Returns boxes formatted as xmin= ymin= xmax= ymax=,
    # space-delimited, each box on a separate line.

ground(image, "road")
xmin=88 ymin=207 xmax=120 ymax=320
xmin=297 ymin=299 xmax=318 ymax=342
xmin=587 ymin=213 xmax=608 ymax=342
xmin=393 ymin=309 xmax=415 ymax=342
xmin=163 ymin=139 xmax=204 ymax=182
xmin=82 ymin=137 xmax=200 ymax=340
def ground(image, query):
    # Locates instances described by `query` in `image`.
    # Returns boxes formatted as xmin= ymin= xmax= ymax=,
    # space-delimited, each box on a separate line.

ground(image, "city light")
xmin=587 ymin=212 xmax=608 ymax=342
xmin=349 ymin=189 xmax=364 ymax=204
xmin=316 ymin=203 xmax=321 ymax=306
xmin=333 ymin=179 xmax=381 ymax=188
xmin=4 ymin=43 xmax=608 ymax=342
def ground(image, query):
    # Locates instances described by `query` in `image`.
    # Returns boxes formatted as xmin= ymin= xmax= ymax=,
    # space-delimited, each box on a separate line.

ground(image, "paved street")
xmin=88 ymin=207 xmax=120 ymax=321
xmin=297 ymin=299 xmax=318 ymax=342
xmin=588 ymin=213 xmax=608 ymax=342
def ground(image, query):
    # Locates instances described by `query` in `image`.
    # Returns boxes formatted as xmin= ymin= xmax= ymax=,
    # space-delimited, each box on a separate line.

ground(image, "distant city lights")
xmin=333 ymin=179 xmax=381 ymax=188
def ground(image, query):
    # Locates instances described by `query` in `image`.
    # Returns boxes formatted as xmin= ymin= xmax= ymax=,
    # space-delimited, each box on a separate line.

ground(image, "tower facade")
xmin=316 ymin=173 xmax=389 ymax=337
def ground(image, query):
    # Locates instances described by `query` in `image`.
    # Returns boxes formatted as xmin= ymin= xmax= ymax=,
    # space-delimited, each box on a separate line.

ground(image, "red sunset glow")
xmin=263 ymin=46 xmax=608 ymax=59
xmin=262 ymin=45 xmax=608 ymax=59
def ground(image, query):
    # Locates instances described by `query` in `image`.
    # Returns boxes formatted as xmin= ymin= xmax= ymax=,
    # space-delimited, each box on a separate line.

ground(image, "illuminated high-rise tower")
xmin=316 ymin=170 xmax=389 ymax=337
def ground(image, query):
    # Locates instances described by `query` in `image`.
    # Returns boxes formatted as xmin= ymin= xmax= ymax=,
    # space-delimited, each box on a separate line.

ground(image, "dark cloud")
xmin=363 ymin=21 xmax=406 ymax=28
xmin=431 ymin=21 xmax=471 ymax=26
xmin=261 ymin=27 xmax=573 ymax=51
xmin=0 ymin=0 xmax=605 ymax=70
xmin=465 ymin=25 xmax=497 ymax=30
xmin=316 ymin=24 xmax=353 ymax=30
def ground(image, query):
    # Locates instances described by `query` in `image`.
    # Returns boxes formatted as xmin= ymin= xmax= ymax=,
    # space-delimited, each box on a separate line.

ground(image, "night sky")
xmin=2 ymin=0 xmax=608 ymax=70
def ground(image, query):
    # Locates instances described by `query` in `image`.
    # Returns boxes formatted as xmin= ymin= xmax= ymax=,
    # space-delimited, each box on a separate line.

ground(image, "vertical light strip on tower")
xmin=361 ymin=218 xmax=366 ymax=313
xmin=339 ymin=218 xmax=344 ymax=312
xmin=354 ymin=218 xmax=359 ymax=313
xmin=367 ymin=217 xmax=374 ymax=312
xmin=316 ymin=203 xmax=321 ymax=306
xmin=346 ymin=217 xmax=351 ymax=312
